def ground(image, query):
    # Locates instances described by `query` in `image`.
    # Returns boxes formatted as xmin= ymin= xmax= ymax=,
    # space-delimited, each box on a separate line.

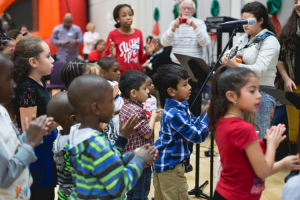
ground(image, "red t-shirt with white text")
xmin=104 ymin=29 xmax=148 ymax=73
xmin=215 ymin=117 xmax=264 ymax=200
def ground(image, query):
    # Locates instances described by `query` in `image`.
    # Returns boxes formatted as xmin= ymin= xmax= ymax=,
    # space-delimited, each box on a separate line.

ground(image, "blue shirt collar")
xmin=165 ymin=98 xmax=189 ymax=109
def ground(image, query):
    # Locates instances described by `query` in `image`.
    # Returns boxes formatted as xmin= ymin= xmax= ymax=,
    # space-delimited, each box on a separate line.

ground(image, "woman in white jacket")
xmin=221 ymin=2 xmax=280 ymax=139
xmin=83 ymin=22 xmax=100 ymax=60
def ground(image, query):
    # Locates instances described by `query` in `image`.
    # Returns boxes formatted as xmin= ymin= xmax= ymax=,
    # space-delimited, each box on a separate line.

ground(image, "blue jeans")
xmin=256 ymin=86 xmax=276 ymax=139
xmin=127 ymin=167 xmax=152 ymax=200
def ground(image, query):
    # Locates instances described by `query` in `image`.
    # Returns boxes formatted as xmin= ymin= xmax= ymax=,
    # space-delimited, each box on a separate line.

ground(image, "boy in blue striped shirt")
xmin=152 ymin=64 xmax=210 ymax=199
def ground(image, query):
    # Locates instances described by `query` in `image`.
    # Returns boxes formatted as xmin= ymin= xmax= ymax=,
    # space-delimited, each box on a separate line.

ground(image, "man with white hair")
xmin=161 ymin=0 xmax=210 ymax=63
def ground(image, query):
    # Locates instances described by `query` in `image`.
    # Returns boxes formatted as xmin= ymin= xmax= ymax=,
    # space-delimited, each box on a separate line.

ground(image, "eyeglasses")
xmin=181 ymin=6 xmax=194 ymax=11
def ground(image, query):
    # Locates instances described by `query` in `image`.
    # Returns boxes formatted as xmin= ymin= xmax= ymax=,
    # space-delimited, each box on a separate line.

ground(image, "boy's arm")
xmin=91 ymin=138 xmax=147 ymax=197
xmin=0 ymin=143 xmax=37 ymax=188
xmin=171 ymin=111 xmax=209 ymax=143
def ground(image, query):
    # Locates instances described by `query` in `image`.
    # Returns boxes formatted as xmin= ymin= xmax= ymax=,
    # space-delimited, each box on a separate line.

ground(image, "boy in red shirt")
xmin=119 ymin=70 xmax=162 ymax=200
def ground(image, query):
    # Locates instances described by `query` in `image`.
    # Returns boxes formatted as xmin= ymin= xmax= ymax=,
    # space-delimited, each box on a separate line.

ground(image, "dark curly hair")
xmin=241 ymin=1 xmax=275 ymax=34
xmin=113 ymin=4 xmax=134 ymax=28
xmin=60 ymin=60 xmax=89 ymax=89
xmin=11 ymin=36 xmax=44 ymax=85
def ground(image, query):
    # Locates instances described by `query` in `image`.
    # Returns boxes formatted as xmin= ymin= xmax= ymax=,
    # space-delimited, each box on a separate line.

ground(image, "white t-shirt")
xmin=108 ymin=80 xmax=124 ymax=133
xmin=143 ymin=95 xmax=157 ymax=112
xmin=83 ymin=31 xmax=100 ymax=54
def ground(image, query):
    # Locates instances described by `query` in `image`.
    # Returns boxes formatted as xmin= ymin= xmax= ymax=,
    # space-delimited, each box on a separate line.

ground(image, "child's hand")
xmin=280 ymin=155 xmax=300 ymax=171
xmin=135 ymin=144 xmax=158 ymax=164
xmin=151 ymin=110 xmax=163 ymax=122
xmin=44 ymin=117 xmax=54 ymax=135
xmin=112 ymin=84 xmax=119 ymax=98
xmin=109 ymin=39 xmax=116 ymax=58
xmin=119 ymin=115 xmax=140 ymax=139
xmin=99 ymin=123 xmax=108 ymax=132
xmin=146 ymin=38 xmax=158 ymax=56
xmin=266 ymin=124 xmax=286 ymax=149
xmin=26 ymin=115 xmax=49 ymax=148
xmin=203 ymin=100 xmax=210 ymax=115
xmin=24 ymin=115 xmax=54 ymax=136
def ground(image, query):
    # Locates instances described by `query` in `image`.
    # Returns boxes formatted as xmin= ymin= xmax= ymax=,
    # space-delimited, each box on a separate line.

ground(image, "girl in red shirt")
xmin=208 ymin=66 xmax=287 ymax=200
xmin=104 ymin=4 xmax=158 ymax=73
xmin=88 ymin=39 xmax=105 ymax=62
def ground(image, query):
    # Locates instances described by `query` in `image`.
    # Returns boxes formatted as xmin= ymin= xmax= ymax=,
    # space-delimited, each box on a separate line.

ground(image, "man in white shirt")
xmin=161 ymin=0 xmax=210 ymax=63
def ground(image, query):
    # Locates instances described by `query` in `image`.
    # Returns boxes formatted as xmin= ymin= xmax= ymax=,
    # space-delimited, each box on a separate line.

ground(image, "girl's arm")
xmin=245 ymin=125 xmax=285 ymax=179
xmin=277 ymin=61 xmax=297 ymax=92
xmin=20 ymin=107 xmax=37 ymax=131
xmin=271 ymin=155 xmax=300 ymax=175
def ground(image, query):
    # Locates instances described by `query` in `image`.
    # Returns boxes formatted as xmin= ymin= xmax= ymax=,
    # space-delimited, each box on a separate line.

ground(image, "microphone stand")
xmin=189 ymin=26 xmax=239 ymax=200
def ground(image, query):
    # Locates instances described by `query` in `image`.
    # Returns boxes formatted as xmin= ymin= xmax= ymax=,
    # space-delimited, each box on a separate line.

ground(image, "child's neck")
xmin=118 ymin=26 xmax=133 ymax=34
xmin=129 ymin=97 xmax=143 ymax=104
xmin=28 ymin=71 xmax=43 ymax=86
xmin=79 ymin=114 xmax=101 ymax=131
xmin=61 ymin=125 xmax=71 ymax=136
xmin=225 ymin=106 xmax=244 ymax=120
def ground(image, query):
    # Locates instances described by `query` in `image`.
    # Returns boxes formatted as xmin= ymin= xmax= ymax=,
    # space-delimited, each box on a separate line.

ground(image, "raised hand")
xmin=119 ymin=114 xmax=140 ymax=139
xmin=266 ymin=124 xmax=286 ymax=149
xmin=203 ymin=100 xmax=210 ymax=115
xmin=146 ymin=38 xmax=158 ymax=56
xmin=109 ymin=39 xmax=116 ymax=58
xmin=172 ymin=18 xmax=180 ymax=32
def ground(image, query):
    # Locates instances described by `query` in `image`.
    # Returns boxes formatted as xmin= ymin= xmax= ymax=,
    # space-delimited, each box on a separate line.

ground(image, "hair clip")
xmin=12 ymin=47 xmax=15 ymax=52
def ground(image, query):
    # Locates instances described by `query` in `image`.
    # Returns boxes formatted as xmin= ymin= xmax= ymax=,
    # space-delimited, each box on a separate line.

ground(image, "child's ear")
xmin=130 ymin=89 xmax=137 ymax=98
xmin=90 ymin=102 xmax=101 ymax=115
xmin=70 ymin=114 xmax=79 ymax=125
xmin=225 ymin=91 xmax=237 ymax=104
xmin=167 ymin=87 xmax=176 ymax=97
xmin=28 ymin=57 xmax=38 ymax=68
xmin=103 ymin=70 xmax=107 ymax=77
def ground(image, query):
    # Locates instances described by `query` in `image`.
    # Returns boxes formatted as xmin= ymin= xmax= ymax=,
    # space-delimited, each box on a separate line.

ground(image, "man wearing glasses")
xmin=161 ymin=0 xmax=210 ymax=64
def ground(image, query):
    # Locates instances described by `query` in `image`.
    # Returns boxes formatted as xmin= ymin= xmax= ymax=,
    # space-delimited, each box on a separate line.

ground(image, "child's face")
xmin=0 ymin=63 xmax=16 ymax=104
xmin=171 ymin=78 xmax=191 ymax=102
xmin=104 ymin=62 xmax=120 ymax=82
xmin=35 ymin=41 xmax=54 ymax=76
xmin=96 ymin=42 xmax=105 ymax=53
xmin=242 ymin=12 xmax=262 ymax=37
xmin=146 ymin=77 xmax=155 ymax=95
xmin=118 ymin=6 xmax=133 ymax=28
xmin=132 ymin=80 xmax=149 ymax=103
xmin=235 ymin=76 xmax=261 ymax=113
xmin=98 ymin=87 xmax=115 ymax=123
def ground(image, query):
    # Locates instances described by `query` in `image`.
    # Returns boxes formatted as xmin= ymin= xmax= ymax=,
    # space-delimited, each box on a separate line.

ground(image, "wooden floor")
xmin=147 ymin=123 xmax=288 ymax=200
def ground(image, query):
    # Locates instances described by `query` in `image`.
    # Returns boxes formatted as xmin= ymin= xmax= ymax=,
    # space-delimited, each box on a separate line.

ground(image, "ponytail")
xmin=12 ymin=36 xmax=43 ymax=85
xmin=207 ymin=66 xmax=257 ymax=134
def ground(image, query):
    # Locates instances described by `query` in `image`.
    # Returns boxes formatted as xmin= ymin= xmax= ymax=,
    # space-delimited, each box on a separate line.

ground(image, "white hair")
xmin=180 ymin=0 xmax=195 ymax=9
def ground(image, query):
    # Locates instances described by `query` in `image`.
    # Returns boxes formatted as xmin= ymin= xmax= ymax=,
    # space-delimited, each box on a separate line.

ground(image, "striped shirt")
xmin=161 ymin=17 xmax=210 ymax=63
xmin=66 ymin=125 xmax=147 ymax=200
xmin=52 ymin=131 xmax=73 ymax=200
xmin=152 ymin=98 xmax=209 ymax=173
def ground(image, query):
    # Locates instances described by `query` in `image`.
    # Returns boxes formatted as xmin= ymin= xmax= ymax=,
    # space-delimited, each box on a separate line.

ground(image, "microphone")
xmin=220 ymin=18 xmax=255 ymax=27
